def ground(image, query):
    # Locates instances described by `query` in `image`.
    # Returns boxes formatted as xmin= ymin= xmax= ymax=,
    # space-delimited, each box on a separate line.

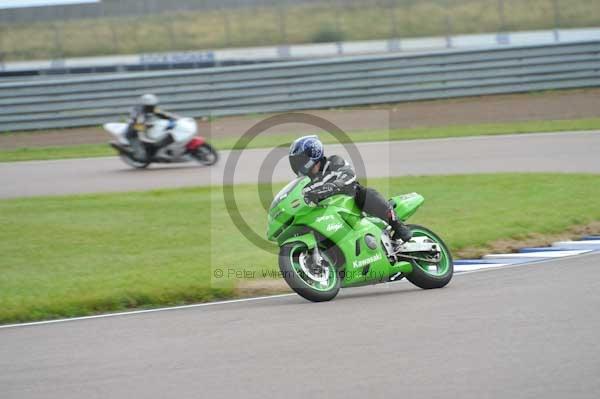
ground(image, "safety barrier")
xmin=1 ymin=40 xmax=599 ymax=132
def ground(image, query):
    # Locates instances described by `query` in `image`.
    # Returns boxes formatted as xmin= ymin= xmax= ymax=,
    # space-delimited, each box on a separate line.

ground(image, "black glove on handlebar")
xmin=304 ymin=182 xmax=340 ymax=205
xmin=304 ymin=190 xmax=320 ymax=206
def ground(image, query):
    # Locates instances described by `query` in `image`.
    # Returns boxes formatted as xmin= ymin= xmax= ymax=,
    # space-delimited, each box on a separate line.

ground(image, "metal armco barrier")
xmin=1 ymin=41 xmax=599 ymax=132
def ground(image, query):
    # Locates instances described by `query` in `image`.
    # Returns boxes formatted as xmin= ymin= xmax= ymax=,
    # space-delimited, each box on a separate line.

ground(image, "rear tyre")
xmin=404 ymin=224 xmax=453 ymax=289
xmin=193 ymin=143 xmax=219 ymax=166
xmin=279 ymin=243 xmax=341 ymax=302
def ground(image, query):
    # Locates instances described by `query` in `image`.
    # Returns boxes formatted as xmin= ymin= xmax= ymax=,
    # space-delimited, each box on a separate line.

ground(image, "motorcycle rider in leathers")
xmin=289 ymin=135 xmax=413 ymax=243
xmin=125 ymin=94 xmax=178 ymax=161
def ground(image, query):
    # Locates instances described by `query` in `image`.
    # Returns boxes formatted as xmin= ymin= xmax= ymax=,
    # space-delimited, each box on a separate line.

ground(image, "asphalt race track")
xmin=1 ymin=130 xmax=599 ymax=398
xmin=1 ymin=253 xmax=599 ymax=399
xmin=1 ymin=131 xmax=600 ymax=199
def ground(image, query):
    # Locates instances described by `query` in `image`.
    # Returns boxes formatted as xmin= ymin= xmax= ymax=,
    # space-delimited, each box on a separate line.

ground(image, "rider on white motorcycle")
xmin=126 ymin=94 xmax=179 ymax=161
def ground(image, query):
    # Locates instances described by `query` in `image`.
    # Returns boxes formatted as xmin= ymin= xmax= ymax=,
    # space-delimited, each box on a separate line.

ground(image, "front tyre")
xmin=119 ymin=153 xmax=150 ymax=169
xmin=405 ymin=224 xmax=453 ymax=289
xmin=193 ymin=143 xmax=219 ymax=166
xmin=279 ymin=243 xmax=341 ymax=302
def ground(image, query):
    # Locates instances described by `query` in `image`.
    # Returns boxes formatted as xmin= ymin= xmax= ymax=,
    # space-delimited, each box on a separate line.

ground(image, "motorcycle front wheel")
xmin=193 ymin=143 xmax=219 ymax=166
xmin=279 ymin=243 xmax=341 ymax=302
xmin=119 ymin=153 xmax=150 ymax=169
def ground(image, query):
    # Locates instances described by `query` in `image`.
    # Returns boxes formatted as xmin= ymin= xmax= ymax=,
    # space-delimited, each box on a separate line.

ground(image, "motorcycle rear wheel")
xmin=404 ymin=224 xmax=453 ymax=289
xmin=279 ymin=243 xmax=341 ymax=302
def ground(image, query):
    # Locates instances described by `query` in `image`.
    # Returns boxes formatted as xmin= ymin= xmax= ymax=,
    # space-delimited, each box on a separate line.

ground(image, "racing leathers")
xmin=302 ymin=155 xmax=413 ymax=242
xmin=125 ymin=106 xmax=178 ymax=161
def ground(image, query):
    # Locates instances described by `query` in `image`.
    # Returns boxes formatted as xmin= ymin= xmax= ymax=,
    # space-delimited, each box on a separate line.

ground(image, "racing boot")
xmin=388 ymin=209 xmax=413 ymax=243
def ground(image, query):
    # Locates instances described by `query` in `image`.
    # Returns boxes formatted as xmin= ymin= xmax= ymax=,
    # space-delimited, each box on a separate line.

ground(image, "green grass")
xmin=2 ymin=0 xmax=599 ymax=61
xmin=0 ymin=144 xmax=116 ymax=163
xmin=1 ymin=173 xmax=599 ymax=324
xmin=2 ymin=117 xmax=600 ymax=162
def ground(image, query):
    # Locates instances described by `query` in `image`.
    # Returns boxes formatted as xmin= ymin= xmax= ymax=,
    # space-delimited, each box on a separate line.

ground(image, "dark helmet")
xmin=289 ymin=135 xmax=324 ymax=176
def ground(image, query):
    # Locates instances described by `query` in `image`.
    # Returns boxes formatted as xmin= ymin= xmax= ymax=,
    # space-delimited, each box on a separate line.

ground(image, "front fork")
xmin=311 ymin=245 xmax=325 ymax=268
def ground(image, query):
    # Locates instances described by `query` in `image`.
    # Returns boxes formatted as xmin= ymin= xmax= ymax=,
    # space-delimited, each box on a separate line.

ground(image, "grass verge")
xmin=1 ymin=117 xmax=599 ymax=162
xmin=1 ymin=173 xmax=599 ymax=324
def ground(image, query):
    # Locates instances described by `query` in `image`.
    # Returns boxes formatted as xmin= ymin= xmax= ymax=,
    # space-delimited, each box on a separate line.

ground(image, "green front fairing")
xmin=267 ymin=178 xmax=416 ymax=287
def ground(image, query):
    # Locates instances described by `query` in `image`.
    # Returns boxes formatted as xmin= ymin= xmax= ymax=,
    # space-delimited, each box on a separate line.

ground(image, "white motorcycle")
xmin=103 ymin=118 xmax=218 ymax=169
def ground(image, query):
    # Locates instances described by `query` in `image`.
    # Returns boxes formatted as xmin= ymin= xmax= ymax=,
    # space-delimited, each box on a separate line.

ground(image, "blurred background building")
xmin=0 ymin=0 xmax=599 ymax=61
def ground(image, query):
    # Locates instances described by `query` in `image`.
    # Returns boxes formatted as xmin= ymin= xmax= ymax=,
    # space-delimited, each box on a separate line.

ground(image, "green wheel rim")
xmin=410 ymin=228 xmax=451 ymax=277
xmin=289 ymin=244 xmax=338 ymax=292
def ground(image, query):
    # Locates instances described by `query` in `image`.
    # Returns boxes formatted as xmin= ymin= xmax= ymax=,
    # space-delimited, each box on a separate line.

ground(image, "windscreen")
xmin=269 ymin=177 xmax=306 ymax=210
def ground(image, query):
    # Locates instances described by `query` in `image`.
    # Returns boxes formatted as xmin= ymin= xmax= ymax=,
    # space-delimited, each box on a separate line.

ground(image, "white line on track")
xmin=2 ymin=252 xmax=596 ymax=331
xmin=484 ymin=250 xmax=591 ymax=258
xmin=0 ymin=293 xmax=296 ymax=330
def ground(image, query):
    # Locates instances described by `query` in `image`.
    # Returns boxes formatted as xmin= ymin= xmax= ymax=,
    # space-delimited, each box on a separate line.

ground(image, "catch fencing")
xmin=2 ymin=0 xmax=599 ymax=62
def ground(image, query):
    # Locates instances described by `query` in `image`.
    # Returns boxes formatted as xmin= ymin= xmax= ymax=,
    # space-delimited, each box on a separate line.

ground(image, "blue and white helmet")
xmin=289 ymin=135 xmax=324 ymax=176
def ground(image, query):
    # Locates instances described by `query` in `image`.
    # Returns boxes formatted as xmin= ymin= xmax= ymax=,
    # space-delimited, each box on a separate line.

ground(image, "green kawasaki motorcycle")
xmin=267 ymin=177 xmax=453 ymax=302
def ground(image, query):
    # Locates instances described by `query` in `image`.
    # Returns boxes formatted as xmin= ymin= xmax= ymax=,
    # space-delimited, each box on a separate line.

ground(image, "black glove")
xmin=319 ymin=182 xmax=340 ymax=195
xmin=304 ymin=190 xmax=320 ymax=206
xmin=304 ymin=182 xmax=339 ymax=205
